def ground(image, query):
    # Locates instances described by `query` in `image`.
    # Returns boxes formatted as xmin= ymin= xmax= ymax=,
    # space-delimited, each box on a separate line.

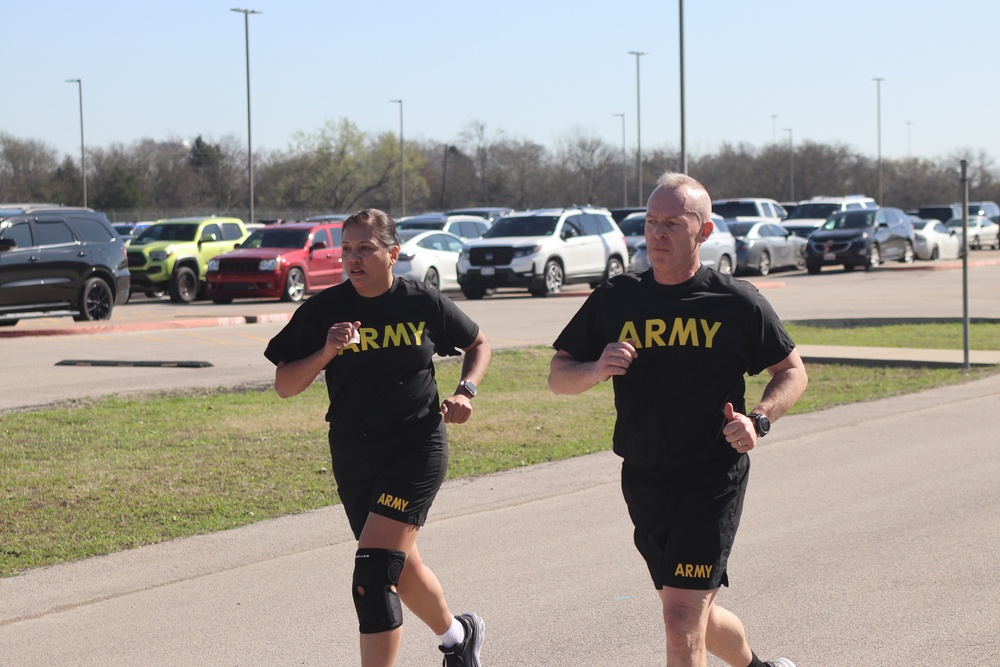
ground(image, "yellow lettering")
xmin=360 ymin=327 xmax=380 ymax=350
xmin=669 ymin=318 xmax=699 ymax=346
xmin=645 ymin=318 xmax=667 ymax=348
xmin=383 ymin=323 xmax=412 ymax=348
xmin=700 ymin=320 xmax=721 ymax=348
xmin=674 ymin=563 xmax=685 ymax=577
xmin=377 ymin=493 xmax=388 ymax=505
xmin=406 ymin=321 xmax=425 ymax=345
xmin=618 ymin=321 xmax=642 ymax=347
xmin=684 ymin=564 xmax=694 ymax=577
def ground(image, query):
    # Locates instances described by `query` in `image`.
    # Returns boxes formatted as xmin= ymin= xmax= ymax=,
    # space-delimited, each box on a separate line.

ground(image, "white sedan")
xmin=392 ymin=229 xmax=464 ymax=291
xmin=911 ymin=219 xmax=961 ymax=260
xmin=945 ymin=216 xmax=1000 ymax=250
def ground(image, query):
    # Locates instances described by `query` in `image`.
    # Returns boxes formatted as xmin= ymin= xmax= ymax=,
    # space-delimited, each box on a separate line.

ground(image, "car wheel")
xmin=756 ymin=252 xmax=771 ymax=276
xmin=806 ymin=262 xmax=822 ymax=275
xmin=971 ymin=235 xmax=981 ymax=250
xmin=422 ymin=267 xmax=440 ymax=291
xmin=718 ymin=255 xmax=734 ymax=275
xmin=145 ymin=288 xmax=165 ymax=299
xmin=900 ymin=241 xmax=914 ymax=264
xmin=795 ymin=249 xmax=806 ymax=270
xmin=461 ymin=287 xmax=486 ymax=300
xmin=212 ymin=297 xmax=233 ymax=304
xmin=536 ymin=259 xmax=563 ymax=297
xmin=281 ymin=267 xmax=306 ymax=302
xmin=169 ymin=266 xmax=199 ymax=303
xmin=930 ymin=245 xmax=939 ymax=260
xmin=994 ymin=236 xmax=1000 ymax=250
xmin=864 ymin=244 xmax=881 ymax=271
xmin=606 ymin=256 xmax=624 ymax=280
xmin=73 ymin=277 xmax=114 ymax=321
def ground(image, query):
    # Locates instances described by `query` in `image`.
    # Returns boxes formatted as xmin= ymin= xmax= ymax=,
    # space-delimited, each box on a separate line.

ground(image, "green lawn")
xmin=2 ymin=325 xmax=998 ymax=576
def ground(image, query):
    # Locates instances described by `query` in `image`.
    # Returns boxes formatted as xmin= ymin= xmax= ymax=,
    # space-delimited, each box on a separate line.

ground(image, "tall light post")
xmin=613 ymin=113 xmax=627 ymax=207
xmin=782 ymin=128 xmax=794 ymax=201
xmin=873 ymin=76 xmax=884 ymax=204
xmin=65 ymin=79 xmax=86 ymax=207
xmin=906 ymin=120 xmax=913 ymax=158
xmin=770 ymin=114 xmax=778 ymax=143
xmin=628 ymin=51 xmax=647 ymax=203
xmin=389 ymin=99 xmax=405 ymax=217
xmin=678 ymin=0 xmax=687 ymax=174
xmin=231 ymin=8 xmax=261 ymax=225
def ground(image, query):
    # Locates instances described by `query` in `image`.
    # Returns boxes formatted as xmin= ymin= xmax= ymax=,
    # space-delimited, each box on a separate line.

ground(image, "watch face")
xmin=460 ymin=381 xmax=477 ymax=397
xmin=754 ymin=414 xmax=770 ymax=435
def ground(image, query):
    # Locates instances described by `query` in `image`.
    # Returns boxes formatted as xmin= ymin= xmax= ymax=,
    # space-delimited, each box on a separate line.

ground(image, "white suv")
xmin=711 ymin=198 xmax=788 ymax=223
xmin=782 ymin=195 xmax=877 ymax=238
xmin=456 ymin=207 xmax=628 ymax=299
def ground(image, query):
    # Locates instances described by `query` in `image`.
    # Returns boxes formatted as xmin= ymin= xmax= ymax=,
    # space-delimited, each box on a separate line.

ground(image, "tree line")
xmin=2 ymin=120 xmax=997 ymax=223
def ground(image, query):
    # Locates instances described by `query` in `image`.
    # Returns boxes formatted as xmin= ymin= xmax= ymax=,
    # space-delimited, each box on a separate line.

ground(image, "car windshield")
xmin=727 ymin=222 xmax=757 ymax=237
xmin=483 ymin=216 xmax=558 ymax=238
xmin=134 ymin=223 xmax=198 ymax=242
xmin=785 ymin=203 xmax=839 ymax=220
xmin=947 ymin=218 xmax=979 ymax=228
xmin=912 ymin=221 xmax=928 ymax=230
xmin=712 ymin=202 xmax=759 ymax=218
xmin=241 ymin=228 xmax=310 ymax=249
xmin=618 ymin=216 xmax=645 ymax=236
xmin=397 ymin=220 xmax=445 ymax=231
xmin=821 ymin=211 xmax=876 ymax=231
xmin=397 ymin=229 xmax=424 ymax=243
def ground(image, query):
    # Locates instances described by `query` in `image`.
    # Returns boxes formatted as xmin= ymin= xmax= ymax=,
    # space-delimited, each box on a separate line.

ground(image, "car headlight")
xmin=459 ymin=248 xmax=470 ymax=260
xmin=259 ymin=258 xmax=279 ymax=271
xmin=207 ymin=259 xmax=219 ymax=271
xmin=513 ymin=245 xmax=542 ymax=258
xmin=149 ymin=247 xmax=174 ymax=261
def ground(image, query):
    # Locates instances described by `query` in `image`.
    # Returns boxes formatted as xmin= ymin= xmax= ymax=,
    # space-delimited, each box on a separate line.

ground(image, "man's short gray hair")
xmin=653 ymin=171 xmax=712 ymax=223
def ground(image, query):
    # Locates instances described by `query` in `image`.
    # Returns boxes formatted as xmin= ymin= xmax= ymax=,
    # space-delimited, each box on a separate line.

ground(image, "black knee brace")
xmin=352 ymin=548 xmax=406 ymax=634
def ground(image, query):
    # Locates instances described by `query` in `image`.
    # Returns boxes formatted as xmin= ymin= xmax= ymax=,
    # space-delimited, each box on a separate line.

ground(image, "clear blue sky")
xmin=5 ymin=0 xmax=998 ymax=165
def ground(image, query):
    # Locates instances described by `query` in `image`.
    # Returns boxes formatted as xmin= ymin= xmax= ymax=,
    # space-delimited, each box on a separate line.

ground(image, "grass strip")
xmin=2 ymin=342 xmax=998 ymax=576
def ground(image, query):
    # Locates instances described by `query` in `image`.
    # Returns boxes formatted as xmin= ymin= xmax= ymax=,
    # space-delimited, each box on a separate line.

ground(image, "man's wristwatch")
xmin=749 ymin=412 xmax=770 ymax=437
xmin=457 ymin=380 xmax=478 ymax=398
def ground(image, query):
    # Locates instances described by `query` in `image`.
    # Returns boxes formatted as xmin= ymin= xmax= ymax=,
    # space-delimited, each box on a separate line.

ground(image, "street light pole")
xmin=390 ymin=99 xmax=405 ymax=217
xmin=232 ymin=8 xmax=261 ymax=225
xmin=782 ymin=128 xmax=794 ymax=201
xmin=65 ymin=79 xmax=86 ymax=207
xmin=678 ymin=0 xmax=687 ymax=175
xmin=770 ymin=114 xmax=777 ymax=144
xmin=613 ymin=113 xmax=627 ymax=208
xmin=873 ymin=76 xmax=884 ymax=204
xmin=906 ymin=120 xmax=913 ymax=159
xmin=628 ymin=51 xmax=647 ymax=203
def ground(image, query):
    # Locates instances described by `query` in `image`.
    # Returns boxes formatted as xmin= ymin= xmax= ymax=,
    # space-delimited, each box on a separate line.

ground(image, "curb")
xmin=0 ymin=313 xmax=294 ymax=339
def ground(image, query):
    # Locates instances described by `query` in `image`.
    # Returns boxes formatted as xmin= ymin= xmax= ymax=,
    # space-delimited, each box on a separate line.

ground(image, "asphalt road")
xmin=1 ymin=262 xmax=999 ymax=665
xmin=2 ymin=261 xmax=1000 ymax=411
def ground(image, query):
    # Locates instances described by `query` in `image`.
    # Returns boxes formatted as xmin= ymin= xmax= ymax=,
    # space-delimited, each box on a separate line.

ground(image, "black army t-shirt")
xmin=264 ymin=278 xmax=479 ymax=438
xmin=553 ymin=266 xmax=795 ymax=472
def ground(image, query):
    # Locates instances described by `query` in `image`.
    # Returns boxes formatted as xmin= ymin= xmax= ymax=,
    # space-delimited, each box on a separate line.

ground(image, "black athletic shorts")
xmin=621 ymin=454 xmax=749 ymax=591
xmin=329 ymin=416 xmax=448 ymax=540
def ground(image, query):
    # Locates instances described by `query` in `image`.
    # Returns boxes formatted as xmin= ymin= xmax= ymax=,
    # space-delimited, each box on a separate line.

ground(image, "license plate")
xmin=481 ymin=267 xmax=495 ymax=276
xmin=823 ymin=253 xmax=836 ymax=260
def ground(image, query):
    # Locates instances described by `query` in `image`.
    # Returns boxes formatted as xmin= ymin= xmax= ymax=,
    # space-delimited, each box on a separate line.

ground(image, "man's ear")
xmin=700 ymin=220 xmax=715 ymax=241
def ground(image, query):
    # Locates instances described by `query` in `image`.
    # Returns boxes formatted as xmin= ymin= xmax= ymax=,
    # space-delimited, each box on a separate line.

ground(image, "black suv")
xmin=805 ymin=207 xmax=914 ymax=273
xmin=0 ymin=205 xmax=130 ymax=326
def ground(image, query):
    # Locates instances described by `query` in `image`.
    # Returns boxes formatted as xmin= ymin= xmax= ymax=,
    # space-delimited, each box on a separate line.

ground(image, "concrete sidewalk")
xmin=2 ymin=372 xmax=1000 ymax=665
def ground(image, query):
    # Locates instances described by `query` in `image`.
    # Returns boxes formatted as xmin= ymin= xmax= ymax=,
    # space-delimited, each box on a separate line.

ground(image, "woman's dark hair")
xmin=343 ymin=208 xmax=399 ymax=248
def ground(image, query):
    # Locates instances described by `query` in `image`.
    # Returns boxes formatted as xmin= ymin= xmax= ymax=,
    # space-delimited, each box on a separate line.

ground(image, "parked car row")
xmin=7 ymin=196 xmax=1000 ymax=326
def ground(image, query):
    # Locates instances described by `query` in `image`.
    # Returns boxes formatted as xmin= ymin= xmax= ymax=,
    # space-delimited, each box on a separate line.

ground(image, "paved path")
xmin=2 ymin=373 xmax=999 ymax=665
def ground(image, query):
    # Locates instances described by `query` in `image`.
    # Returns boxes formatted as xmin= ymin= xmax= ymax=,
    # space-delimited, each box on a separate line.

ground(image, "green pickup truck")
xmin=126 ymin=216 xmax=248 ymax=302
